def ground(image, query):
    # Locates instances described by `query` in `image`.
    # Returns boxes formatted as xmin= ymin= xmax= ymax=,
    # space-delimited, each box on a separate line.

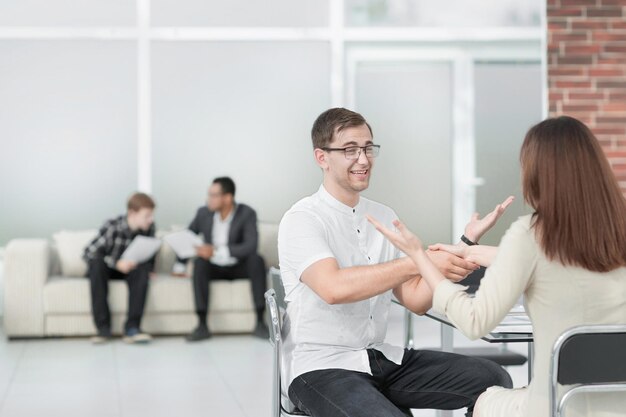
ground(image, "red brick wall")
xmin=547 ymin=0 xmax=626 ymax=190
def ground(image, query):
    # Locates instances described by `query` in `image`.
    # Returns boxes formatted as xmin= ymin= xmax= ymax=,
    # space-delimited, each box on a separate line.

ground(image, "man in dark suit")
xmin=174 ymin=177 xmax=268 ymax=341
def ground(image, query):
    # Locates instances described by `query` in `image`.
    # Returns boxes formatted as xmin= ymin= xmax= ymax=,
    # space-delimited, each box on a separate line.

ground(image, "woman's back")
xmin=380 ymin=116 xmax=626 ymax=417
xmin=432 ymin=214 xmax=626 ymax=417
xmin=515 ymin=215 xmax=626 ymax=417
xmin=514 ymin=115 xmax=626 ymax=416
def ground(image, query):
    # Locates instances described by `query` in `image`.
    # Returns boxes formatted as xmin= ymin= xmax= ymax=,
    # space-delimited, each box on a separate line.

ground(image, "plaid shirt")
xmin=83 ymin=215 xmax=156 ymax=270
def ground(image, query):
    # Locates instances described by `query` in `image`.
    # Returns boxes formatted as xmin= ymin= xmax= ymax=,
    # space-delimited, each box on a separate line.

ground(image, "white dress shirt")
xmin=210 ymin=206 xmax=238 ymax=267
xmin=278 ymin=185 xmax=406 ymax=390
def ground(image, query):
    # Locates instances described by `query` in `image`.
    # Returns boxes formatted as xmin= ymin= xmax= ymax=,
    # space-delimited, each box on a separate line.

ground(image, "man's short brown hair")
xmin=127 ymin=192 xmax=155 ymax=212
xmin=311 ymin=108 xmax=373 ymax=149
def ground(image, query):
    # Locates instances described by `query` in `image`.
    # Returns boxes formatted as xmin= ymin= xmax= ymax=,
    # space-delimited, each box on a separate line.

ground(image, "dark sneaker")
xmin=253 ymin=322 xmax=270 ymax=339
xmin=91 ymin=327 xmax=112 ymax=345
xmin=122 ymin=328 xmax=153 ymax=344
xmin=186 ymin=325 xmax=212 ymax=342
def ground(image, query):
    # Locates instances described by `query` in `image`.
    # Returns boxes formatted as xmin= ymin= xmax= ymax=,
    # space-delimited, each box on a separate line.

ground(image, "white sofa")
xmin=2 ymin=223 xmax=278 ymax=338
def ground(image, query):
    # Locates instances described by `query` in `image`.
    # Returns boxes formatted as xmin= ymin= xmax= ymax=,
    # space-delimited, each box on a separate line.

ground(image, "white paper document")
xmin=163 ymin=229 xmax=204 ymax=259
xmin=120 ymin=236 xmax=162 ymax=264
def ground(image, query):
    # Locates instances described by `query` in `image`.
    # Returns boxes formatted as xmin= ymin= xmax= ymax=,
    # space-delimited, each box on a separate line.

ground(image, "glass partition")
xmin=355 ymin=61 xmax=453 ymax=245
xmin=152 ymin=0 xmax=328 ymax=27
xmin=345 ymin=0 xmax=542 ymax=27
xmin=151 ymin=41 xmax=331 ymax=227
xmin=0 ymin=0 xmax=136 ymax=26
xmin=0 ymin=40 xmax=137 ymax=244
xmin=474 ymin=62 xmax=542 ymax=245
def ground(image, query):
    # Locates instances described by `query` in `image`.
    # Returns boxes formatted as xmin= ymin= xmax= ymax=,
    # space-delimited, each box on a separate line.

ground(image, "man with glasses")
xmin=278 ymin=108 xmax=513 ymax=417
xmin=174 ymin=177 xmax=269 ymax=341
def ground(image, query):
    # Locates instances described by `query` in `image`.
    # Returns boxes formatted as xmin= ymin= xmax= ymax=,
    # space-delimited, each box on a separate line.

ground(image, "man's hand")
xmin=429 ymin=243 xmax=498 ymax=268
xmin=196 ymin=244 xmax=214 ymax=260
xmin=464 ymin=196 xmax=514 ymax=242
xmin=428 ymin=243 xmax=468 ymax=258
xmin=116 ymin=259 xmax=137 ymax=274
xmin=425 ymin=249 xmax=478 ymax=282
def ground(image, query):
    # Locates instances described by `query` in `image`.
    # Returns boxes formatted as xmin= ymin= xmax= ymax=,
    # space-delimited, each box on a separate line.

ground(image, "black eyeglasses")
xmin=322 ymin=144 xmax=381 ymax=160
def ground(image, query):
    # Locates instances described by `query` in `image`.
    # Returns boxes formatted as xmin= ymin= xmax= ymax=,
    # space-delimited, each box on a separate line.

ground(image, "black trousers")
xmin=192 ymin=253 xmax=266 ymax=317
xmin=289 ymin=348 xmax=513 ymax=417
xmin=87 ymin=256 xmax=150 ymax=332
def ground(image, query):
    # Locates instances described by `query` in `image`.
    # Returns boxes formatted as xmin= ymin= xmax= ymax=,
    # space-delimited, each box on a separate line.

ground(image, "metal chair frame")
xmin=549 ymin=324 xmax=626 ymax=417
xmin=266 ymin=267 xmax=308 ymax=417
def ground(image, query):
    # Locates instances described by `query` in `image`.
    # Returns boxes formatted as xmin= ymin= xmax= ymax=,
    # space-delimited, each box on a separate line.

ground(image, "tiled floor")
xmin=0 ymin=304 xmax=529 ymax=417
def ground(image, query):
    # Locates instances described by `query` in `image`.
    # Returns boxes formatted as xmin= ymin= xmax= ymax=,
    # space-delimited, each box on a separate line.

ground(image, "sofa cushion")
xmin=43 ymin=275 xmax=127 ymax=314
xmin=50 ymin=228 xmax=184 ymax=276
xmin=258 ymin=222 xmax=278 ymax=268
xmin=49 ymin=222 xmax=277 ymax=277
xmin=52 ymin=230 xmax=97 ymax=277
xmin=43 ymin=274 xmax=254 ymax=314
xmin=154 ymin=229 xmax=178 ymax=274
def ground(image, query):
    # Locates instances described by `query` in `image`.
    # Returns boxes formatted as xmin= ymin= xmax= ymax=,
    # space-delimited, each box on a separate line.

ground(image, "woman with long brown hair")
xmin=368 ymin=116 xmax=626 ymax=417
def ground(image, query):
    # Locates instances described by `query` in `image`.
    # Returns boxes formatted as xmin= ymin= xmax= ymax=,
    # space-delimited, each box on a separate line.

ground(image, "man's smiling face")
xmin=323 ymin=124 xmax=374 ymax=196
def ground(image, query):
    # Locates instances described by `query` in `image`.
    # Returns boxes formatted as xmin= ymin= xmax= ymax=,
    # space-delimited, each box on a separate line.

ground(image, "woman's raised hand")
xmin=464 ymin=196 xmax=514 ymax=242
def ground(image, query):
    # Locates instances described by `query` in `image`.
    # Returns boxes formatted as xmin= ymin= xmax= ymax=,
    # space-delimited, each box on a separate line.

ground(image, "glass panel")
xmin=346 ymin=0 xmax=541 ymax=27
xmin=474 ymin=62 xmax=543 ymax=245
xmin=0 ymin=0 xmax=135 ymax=27
xmin=152 ymin=41 xmax=331 ymax=228
xmin=0 ymin=40 xmax=137 ymax=245
xmin=355 ymin=61 xmax=452 ymax=245
xmin=151 ymin=0 xmax=328 ymax=27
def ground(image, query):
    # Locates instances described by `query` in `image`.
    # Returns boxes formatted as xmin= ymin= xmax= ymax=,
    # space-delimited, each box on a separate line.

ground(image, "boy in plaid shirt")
xmin=83 ymin=192 xmax=156 ymax=344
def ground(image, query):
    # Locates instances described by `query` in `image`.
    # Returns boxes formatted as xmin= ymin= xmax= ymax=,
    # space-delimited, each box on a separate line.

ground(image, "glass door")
xmin=346 ymin=47 xmax=543 ymax=246
xmin=350 ymin=58 xmax=454 ymax=245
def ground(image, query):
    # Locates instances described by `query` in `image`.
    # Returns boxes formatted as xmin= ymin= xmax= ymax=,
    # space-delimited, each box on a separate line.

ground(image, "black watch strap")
xmin=461 ymin=234 xmax=478 ymax=246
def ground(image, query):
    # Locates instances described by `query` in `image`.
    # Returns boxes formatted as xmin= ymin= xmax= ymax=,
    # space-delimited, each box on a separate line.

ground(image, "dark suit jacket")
xmin=187 ymin=203 xmax=259 ymax=262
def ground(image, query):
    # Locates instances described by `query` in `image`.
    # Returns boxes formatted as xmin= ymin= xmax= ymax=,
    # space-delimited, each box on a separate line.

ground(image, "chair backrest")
xmin=258 ymin=223 xmax=279 ymax=269
xmin=270 ymin=266 xmax=287 ymax=310
xmin=266 ymin=267 xmax=309 ymax=416
xmin=265 ymin=288 xmax=283 ymax=417
xmin=550 ymin=325 xmax=626 ymax=417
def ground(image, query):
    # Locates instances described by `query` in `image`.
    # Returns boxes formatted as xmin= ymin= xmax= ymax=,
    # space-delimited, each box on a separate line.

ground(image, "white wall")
xmin=0 ymin=249 xmax=4 ymax=317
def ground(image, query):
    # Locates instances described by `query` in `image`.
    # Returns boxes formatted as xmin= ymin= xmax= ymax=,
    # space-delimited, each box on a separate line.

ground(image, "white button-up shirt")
xmin=278 ymin=185 xmax=406 ymax=389
xmin=210 ymin=206 xmax=238 ymax=267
